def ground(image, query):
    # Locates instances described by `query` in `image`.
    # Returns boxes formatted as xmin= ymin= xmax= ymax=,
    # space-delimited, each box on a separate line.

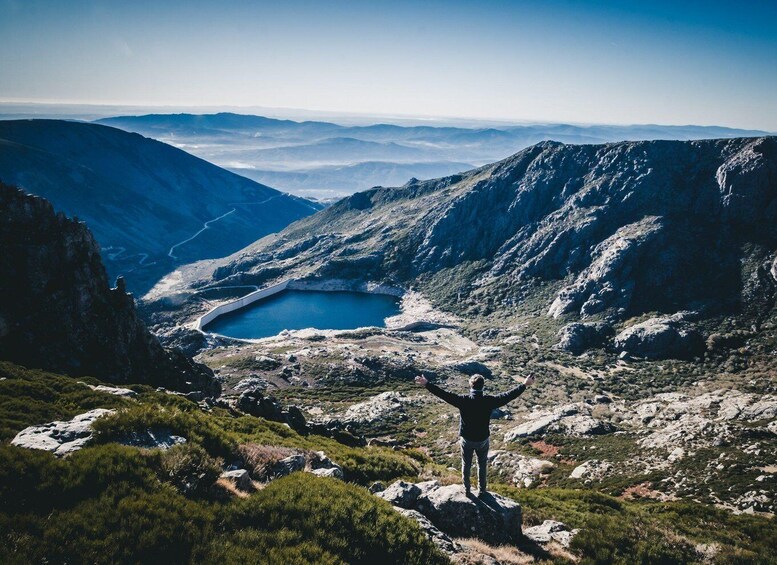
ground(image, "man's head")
xmin=469 ymin=374 xmax=485 ymax=391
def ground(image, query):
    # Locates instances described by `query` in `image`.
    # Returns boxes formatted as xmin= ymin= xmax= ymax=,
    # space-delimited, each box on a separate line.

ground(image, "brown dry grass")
xmin=453 ymin=539 xmax=533 ymax=564
xmin=237 ymin=443 xmax=311 ymax=481
xmin=454 ymin=537 xmax=578 ymax=564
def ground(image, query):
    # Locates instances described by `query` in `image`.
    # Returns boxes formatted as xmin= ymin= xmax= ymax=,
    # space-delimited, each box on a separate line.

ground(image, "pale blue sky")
xmin=1 ymin=0 xmax=775 ymax=129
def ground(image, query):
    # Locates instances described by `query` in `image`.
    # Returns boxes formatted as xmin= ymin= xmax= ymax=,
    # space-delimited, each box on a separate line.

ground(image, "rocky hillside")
xmin=150 ymin=136 xmax=777 ymax=357
xmin=0 ymin=183 xmax=216 ymax=393
xmin=0 ymin=119 xmax=320 ymax=293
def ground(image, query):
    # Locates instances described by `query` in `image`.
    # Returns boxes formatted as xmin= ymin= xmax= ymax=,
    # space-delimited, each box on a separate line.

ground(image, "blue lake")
xmin=203 ymin=290 xmax=401 ymax=339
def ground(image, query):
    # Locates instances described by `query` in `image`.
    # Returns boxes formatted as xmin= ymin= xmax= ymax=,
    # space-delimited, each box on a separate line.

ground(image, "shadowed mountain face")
xmin=152 ymin=137 xmax=777 ymax=332
xmin=0 ymin=183 xmax=218 ymax=393
xmin=0 ymin=119 xmax=321 ymax=293
xmin=97 ymin=112 xmax=770 ymax=200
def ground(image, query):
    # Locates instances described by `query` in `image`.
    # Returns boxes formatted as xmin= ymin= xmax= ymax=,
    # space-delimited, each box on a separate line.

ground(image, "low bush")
xmin=160 ymin=443 xmax=223 ymax=496
xmin=199 ymin=528 xmax=343 ymax=565
xmin=223 ymin=473 xmax=447 ymax=565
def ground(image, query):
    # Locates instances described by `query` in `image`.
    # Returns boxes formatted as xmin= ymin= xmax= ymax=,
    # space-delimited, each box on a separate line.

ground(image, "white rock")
xmin=220 ymin=469 xmax=252 ymax=491
xmin=11 ymin=409 xmax=115 ymax=456
xmin=570 ymin=459 xmax=612 ymax=480
xmin=523 ymin=520 xmax=579 ymax=548
xmin=341 ymin=391 xmax=420 ymax=424
xmin=80 ymin=383 xmax=137 ymax=398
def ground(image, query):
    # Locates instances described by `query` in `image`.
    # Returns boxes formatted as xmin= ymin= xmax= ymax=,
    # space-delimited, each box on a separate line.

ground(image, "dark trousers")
xmin=460 ymin=437 xmax=489 ymax=492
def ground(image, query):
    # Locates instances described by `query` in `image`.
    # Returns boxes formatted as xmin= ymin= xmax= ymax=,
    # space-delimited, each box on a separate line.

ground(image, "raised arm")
xmin=490 ymin=374 xmax=536 ymax=408
xmin=415 ymin=375 xmax=466 ymax=408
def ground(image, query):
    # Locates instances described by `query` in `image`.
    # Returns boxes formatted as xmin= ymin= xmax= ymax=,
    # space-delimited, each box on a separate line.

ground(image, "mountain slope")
xmin=0 ymin=119 xmax=321 ymax=293
xmin=150 ymin=137 xmax=777 ymax=352
xmin=0 ymin=183 xmax=216 ymax=393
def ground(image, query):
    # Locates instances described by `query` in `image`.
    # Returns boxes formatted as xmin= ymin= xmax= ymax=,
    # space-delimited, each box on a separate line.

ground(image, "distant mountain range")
xmin=0 ymin=119 xmax=321 ymax=293
xmin=97 ymin=112 xmax=771 ymax=199
xmin=150 ymin=136 xmax=777 ymax=357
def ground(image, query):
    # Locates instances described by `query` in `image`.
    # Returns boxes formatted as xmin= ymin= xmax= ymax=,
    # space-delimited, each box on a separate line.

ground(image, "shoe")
xmin=464 ymin=488 xmax=472 ymax=497
xmin=478 ymin=489 xmax=489 ymax=498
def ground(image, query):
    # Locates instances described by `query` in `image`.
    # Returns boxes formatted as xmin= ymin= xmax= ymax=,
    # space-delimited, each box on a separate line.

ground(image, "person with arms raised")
xmin=415 ymin=372 xmax=536 ymax=497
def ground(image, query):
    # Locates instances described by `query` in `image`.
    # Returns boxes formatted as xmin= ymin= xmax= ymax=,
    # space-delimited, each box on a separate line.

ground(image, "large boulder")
xmin=377 ymin=480 xmax=522 ymax=546
xmin=555 ymin=322 xmax=614 ymax=354
xmin=504 ymin=402 xmax=616 ymax=441
xmin=237 ymin=390 xmax=284 ymax=420
xmin=376 ymin=481 xmax=417 ymax=508
xmin=395 ymin=508 xmax=460 ymax=556
xmin=416 ymin=484 xmax=522 ymax=545
xmin=268 ymin=454 xmax=306 ymax=478
xmin=116 ymin=428 xmax=187 ymax=450
xmin=11 ymin=408 xmax=115 ymax=456
xmin=614 ymin=314 xmax=705 ymax=360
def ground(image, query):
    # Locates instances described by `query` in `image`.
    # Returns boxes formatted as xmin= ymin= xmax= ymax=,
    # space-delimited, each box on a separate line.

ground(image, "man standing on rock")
xmin=415 ymin=373 xmax=536 ymax=497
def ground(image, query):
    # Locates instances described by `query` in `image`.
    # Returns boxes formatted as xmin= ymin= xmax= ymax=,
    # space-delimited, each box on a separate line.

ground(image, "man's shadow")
xmin=466 ymin=491 xmax=501 ymax=512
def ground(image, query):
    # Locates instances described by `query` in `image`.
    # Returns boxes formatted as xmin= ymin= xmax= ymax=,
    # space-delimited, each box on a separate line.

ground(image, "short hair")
xmin=469 ymin=374 xmax=485 ymax=390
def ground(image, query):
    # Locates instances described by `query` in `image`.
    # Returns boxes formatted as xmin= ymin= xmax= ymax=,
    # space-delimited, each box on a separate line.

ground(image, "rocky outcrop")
xmin=548 ymin=216 xmax=666 ymax=318
xmin=115 ymin=428 xmax=187 ymax=450
xmin=395 ymin=508 xmax=460 ymax=555
xmin=0 ymin=184 xmax=218 ymax=394
xmin=235 ymin=389 xmax=309 ymax=434
xmin=81 ymin=383 xmax=138 ymax=398
xmin=11 ymin=409 xmax=115 ymax=456
xmin=488 ymin=450 xmax=555 ymax=488
xmin=615 ymin=389 xmax=777 ymax=452
xmin=504 ymin=402 xmax=615 ymax=441
xmin=613 ymin=313 xmax=705 ymax=360
xmin=339 ymin=391 xmax=421 ymax=425
xmin=377 ymin=480 xmax=522 ymax=545
xmin=555 ymin=322 xmax=614 ymax=354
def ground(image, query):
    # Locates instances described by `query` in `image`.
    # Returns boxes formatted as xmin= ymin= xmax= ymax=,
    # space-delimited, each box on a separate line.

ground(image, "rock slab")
xmin=11 ymin=408 xmax=115 ymax=456
xmin=377 ymin=480 xmax=522 ymax=546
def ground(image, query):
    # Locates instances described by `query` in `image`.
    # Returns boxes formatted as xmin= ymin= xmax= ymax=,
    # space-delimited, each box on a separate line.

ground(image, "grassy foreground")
xmin=0 ymin=361 xmax=774 ymax=564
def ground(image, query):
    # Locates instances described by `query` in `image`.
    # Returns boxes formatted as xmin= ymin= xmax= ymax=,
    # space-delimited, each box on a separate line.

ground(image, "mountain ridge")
xmin=147 ymin=136 xmax=777 ymax=357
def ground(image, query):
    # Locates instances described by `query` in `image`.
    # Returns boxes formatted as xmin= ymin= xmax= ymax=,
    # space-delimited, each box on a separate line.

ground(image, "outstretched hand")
xmin=414 ymin=375 xmax=428 ymax=386
xmin=523 ymin=374 xmax=536 ymax=387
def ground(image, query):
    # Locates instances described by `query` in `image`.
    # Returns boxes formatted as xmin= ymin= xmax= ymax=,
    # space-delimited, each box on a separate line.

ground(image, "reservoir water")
xmin=203 ymin=290 xmax=401 ymax=339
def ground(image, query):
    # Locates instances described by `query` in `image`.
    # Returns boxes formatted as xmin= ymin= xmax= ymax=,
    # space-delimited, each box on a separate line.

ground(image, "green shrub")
xmin=200 ymin=528 xmax=343 ymax=565
xmin=571 ymin=513 xmax=696 ymax=564
xmin=41 ymin=487 xmax=214 ymax=564
xmin=224 ymin=473 xmax=447 ymax=565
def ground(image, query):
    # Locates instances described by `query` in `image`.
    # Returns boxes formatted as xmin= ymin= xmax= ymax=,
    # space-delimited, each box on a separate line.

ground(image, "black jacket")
xmin=425 ymin=382 xmax=526 ymax=441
